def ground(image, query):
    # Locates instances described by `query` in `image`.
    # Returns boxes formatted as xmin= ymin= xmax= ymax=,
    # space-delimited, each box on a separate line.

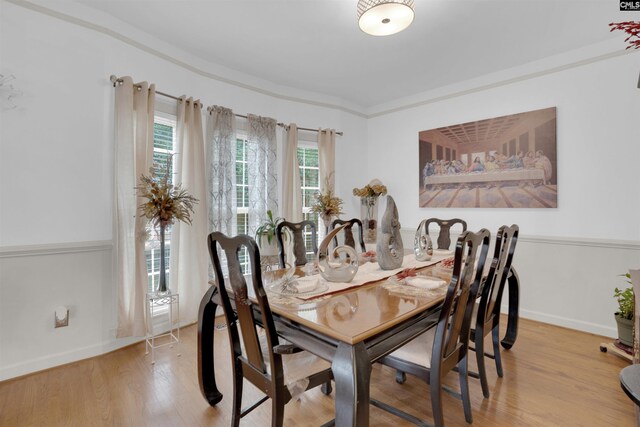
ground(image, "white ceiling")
xmin=75 ymin=0 xmax=629 ymax=108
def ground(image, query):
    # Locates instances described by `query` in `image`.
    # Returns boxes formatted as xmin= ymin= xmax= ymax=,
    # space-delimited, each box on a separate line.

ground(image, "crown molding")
xmin=6 ymin=0 xmax=637 ymax=121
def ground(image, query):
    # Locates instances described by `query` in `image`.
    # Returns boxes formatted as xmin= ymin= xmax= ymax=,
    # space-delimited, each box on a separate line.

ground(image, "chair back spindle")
xmin=424 ymin=218 xmax=468 ymax=250
xmin=276 ymin=220 xmax=318 ymax=268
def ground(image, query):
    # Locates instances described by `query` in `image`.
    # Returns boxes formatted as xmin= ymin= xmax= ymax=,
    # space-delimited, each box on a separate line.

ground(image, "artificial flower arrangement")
xmin=610 ymin=21 xmax=640 ymax=49
xmin=136 ymin=155 xmax=198 ymax=293
xmin=137 ymin=155 xmax=198 ymax=228
xmin=352 ymin=179 xmax=388 ymax=198
xmin=311 ymin=180 xmax=344 ymax=221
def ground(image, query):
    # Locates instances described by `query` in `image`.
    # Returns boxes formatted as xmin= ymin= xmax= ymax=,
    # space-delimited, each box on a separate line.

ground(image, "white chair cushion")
xmin=387 ymin=327 xmax=436 ymax=369
xmin=256 ymin=333 xmax=331 ymax=398
xmin=470 ymin=299 xmax=480 ymax=330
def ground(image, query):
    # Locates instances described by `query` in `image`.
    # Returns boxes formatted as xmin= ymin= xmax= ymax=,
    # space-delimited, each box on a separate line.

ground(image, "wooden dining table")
xmin=197 ymin=258 xmax=520 ymax=427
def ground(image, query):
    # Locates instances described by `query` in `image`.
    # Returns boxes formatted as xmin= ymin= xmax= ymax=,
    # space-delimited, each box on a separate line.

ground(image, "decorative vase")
xmin=414 ymin=219 xmax=433 ymax=261
xmin=158 ymin=224 xmax=169 ymax=294
xmin=321 ymin=214 xmax=334 ymax=236
xmin=360 ymin=196 xmax=379 ymax=244
xmin=317 ymin=224 xmax=359 ymax=283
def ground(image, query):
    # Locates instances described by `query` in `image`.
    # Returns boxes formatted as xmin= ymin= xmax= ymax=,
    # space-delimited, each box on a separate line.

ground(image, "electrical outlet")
xmin=55 ymin=307 xmax=69 ymax=328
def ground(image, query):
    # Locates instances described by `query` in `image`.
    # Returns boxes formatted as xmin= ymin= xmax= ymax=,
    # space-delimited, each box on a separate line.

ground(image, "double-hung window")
xmin=235 ymin=137 xmax=250 ymax=272
xmin=145 ymin=114 xmax=176 ymax=292
xmin=298 ymin=143 xmax=321 ymax=257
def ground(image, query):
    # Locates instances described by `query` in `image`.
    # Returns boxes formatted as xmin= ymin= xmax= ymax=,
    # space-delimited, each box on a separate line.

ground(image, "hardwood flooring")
xmin=0 ymin=316 xmax=633 ymax=426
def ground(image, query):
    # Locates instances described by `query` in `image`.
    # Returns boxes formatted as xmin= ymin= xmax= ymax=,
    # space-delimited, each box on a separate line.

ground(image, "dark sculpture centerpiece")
xmin=137 ymin=155 xmax=198 ymax=294
xmin=376 ymin=195 xmax=404 ymax=270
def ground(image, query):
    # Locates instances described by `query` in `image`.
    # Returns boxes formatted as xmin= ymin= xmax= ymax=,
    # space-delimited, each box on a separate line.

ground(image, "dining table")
xmin=197 ymin=253 xmax=520 ymax=427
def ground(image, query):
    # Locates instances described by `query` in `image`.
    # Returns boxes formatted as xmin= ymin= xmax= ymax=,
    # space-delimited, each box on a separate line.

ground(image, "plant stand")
xmin=599 ymin=340 xmax=632 ymax=363
xmin=145 ymin=291 xmax=180 ymax=364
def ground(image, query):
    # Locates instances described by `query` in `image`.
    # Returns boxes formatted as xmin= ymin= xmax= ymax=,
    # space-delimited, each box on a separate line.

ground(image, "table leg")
xmin=501 ymin=266 xmax=520 ymax=350
xmin=198 ymin=285 xmax=223 ymax=406
xmin=332 ymin=341 xmax=371 ymax=427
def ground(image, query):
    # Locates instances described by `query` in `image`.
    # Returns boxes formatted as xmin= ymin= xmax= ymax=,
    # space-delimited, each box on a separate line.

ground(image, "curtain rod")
xmin=110 ymin=75 xmax=203 ymax=107
xmin=110 ymin=75 xmax=342 ymax=136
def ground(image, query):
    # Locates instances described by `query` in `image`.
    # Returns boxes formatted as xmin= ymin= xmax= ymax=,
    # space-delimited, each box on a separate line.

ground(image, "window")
xmin=235 ymin=137 xmax=250 ymax=272
xmin=145 ymin=115 xmax=176 ymax=292
xmin=298 ymin=145 xmax=320 ymax=257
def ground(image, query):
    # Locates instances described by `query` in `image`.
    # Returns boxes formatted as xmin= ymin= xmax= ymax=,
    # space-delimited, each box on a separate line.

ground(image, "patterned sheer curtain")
xmin=247 ymin=114 xmax=278 ymax=236
xmin=113 ymin=77 xmax=155 ymax=338
xmin=170 ymin=97 xmax=209 ymax=323
xmin=206 ymin=106 xmax=236 ymax=236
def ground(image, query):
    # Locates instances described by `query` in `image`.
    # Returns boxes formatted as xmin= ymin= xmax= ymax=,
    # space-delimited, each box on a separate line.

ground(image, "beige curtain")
xmin=318 ymin=128 xmax=336 ymax=191
xmin=114 ymin=77 xmax=155 ymax=338
xmin=282 ymin=124 xmax=302 ymax=222
xmin=170 ymin=97 xmax=209 ymax=323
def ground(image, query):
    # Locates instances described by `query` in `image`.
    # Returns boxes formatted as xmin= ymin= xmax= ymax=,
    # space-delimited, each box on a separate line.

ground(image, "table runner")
xmin=295 ymin=253 xmax=448 ymax=300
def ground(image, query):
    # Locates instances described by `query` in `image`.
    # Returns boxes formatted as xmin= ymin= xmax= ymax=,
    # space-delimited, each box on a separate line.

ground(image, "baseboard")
xmin=505 ymin=305 xmax=617 ymax=339
xmin=0 ymin=336 xmax=138 ymax=382
xmin=0 ymin=320 xmax=197 ymax=382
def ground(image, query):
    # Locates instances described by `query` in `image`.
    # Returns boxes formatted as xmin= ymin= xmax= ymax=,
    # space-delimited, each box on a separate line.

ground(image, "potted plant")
xmin=255 ymin=210 xmax=284 ymax=256
xmin=614 ymin=273 xmax=634 ymax=347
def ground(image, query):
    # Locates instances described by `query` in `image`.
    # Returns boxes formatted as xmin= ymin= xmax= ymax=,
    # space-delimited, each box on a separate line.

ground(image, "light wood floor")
xmin=0 ymin=316 xmax=633 ymax=426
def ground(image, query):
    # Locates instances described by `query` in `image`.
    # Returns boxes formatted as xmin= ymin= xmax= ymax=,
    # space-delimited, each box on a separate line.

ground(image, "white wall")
xmin=0 ymin=1 xmax=366 ymax=380
xmin=1 ymin=0 xmax=639 ymax=381
xmin=371 ymin=46 xmax=640 ymax=338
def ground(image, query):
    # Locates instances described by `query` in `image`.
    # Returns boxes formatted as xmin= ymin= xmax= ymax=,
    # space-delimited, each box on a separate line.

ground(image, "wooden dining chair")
xmin=207 ymin=232 xmax=333 ymax=427
xmin=331 ymin=218 xmax=366 ymax=253
xmin=423 ymin=218 xmax=468 ymax=250
xmin=373 ymin=228 xmax=491 ymax=427
xmin=469 ymin=224 xmax=519 ymax=398
xmin=275 ymin=220 xmax=318 ymax=268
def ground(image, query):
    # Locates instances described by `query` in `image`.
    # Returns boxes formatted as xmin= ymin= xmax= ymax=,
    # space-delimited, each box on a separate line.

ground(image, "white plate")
xmin=266 ymin=279 xmax=329 ymax=297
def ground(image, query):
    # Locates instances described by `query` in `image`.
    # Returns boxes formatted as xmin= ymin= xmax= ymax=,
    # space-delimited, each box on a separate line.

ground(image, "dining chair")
xmin=275 ymin=220 xmax=318 ymax=268
xmin=373 ymin=228 xmax=491 ymax=427
xmin=423 ymin=218 xmax=468 ymax=250
xmin=331 ymin=218 xmax=366 ymax=253
xmin=207 ymin=232 xmax=333 ymax=427
xmin=469 ymin=224 xmax=519 ymax=398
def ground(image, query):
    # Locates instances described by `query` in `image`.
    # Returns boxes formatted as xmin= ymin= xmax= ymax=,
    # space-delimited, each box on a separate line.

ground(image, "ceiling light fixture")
xmin=357 ymin=0 xmax=415 ymax=36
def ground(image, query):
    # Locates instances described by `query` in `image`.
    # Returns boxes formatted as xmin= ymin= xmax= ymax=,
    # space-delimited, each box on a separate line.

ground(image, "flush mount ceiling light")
xmin=357 ymin=0 xmax=415 ymax=36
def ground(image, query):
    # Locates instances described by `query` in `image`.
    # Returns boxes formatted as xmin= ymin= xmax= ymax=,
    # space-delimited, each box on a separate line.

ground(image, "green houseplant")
xmin=614 ymin=273 xmax=634 ymax=347
xmin=255 ymin=210 xmax=284 ymax=256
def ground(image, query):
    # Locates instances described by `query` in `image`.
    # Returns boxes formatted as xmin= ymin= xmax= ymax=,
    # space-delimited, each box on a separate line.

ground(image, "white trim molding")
xmin=7 ymin=0 xmax=638 ymax=120
xmin=0 ymin=240 xmax=112 ymax=258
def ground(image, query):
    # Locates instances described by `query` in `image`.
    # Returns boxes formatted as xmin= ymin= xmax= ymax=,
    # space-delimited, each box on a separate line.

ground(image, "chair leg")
xmin=271 ymin=397 xmax=284 ymax=427
xmin=231 ymin=368 xmax=243 ymax=427
xmin=458 ymin=356 xmax=473 ymax=424
xmin=475 ymin=331 xmax=490 ymax=398
xmin=492 ymin=326 xmax=504 ymax=378
xmin=321 ymin=381 xmax=332 ymax=395
xmin=395 ymin=369 xmax=406 ymax=384
xmin=431 ymin=377 xmax=445 ymax=427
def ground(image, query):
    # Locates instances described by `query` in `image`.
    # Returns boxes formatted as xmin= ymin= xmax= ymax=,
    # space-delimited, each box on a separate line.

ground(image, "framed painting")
xmin=418 ymin=107 xmax=557 ymax=208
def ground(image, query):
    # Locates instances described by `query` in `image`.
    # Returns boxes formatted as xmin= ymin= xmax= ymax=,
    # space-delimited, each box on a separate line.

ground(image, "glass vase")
xmin=360 ymin=196 xmax=379 ymax=244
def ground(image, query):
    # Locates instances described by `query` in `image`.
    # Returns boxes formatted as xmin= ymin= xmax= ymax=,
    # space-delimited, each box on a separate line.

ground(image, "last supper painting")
xmin=419 ymin=107 xmax=557 ymax=208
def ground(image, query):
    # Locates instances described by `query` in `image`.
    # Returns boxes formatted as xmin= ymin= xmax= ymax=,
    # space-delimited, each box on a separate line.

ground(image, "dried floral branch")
xmin=311 ymin=179 xmax=344 ymax=219
xmin=610 ymin=21 xmax=640 ymax=49
xmin=136 ymin=154 xmax=198 ymax=228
